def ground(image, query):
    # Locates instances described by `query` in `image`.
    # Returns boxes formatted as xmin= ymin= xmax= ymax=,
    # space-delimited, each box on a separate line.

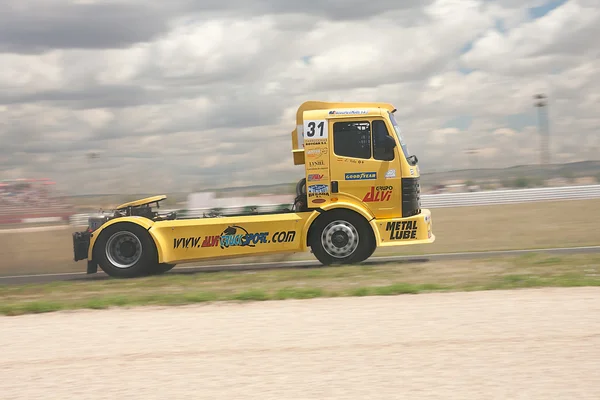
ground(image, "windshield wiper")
xmin=407 ymin=155 xmax=418 ymax=165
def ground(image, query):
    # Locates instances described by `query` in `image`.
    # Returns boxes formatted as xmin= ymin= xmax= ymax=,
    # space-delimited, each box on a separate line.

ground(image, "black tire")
xmin=149 ymin=263 xmax=176 ymax=275
xmin=308 ymin=209 xmax=376 ymax=266
xmin=94 ymin=222 xmax=159 ymax=278
xmin=294 ymin=177 xmax=308 ymax=212
xmin=296 ymin=177 xmax=306 ymax=196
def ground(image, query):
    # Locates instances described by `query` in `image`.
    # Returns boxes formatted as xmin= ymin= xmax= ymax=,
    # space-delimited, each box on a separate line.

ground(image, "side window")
xmin=332 ymin=121 xmax=371 ymax=159
xmin=372 ymin=119 xmax=395 ymax=161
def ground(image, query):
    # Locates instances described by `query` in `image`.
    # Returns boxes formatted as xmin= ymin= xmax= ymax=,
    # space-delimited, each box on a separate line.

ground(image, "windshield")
xmin=388 ymin=111 xmax=413 ymax=162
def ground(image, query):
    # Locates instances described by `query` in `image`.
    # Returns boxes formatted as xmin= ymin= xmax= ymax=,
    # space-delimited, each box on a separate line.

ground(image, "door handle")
xmin=331 ymin=181 xmax=338 ymax=193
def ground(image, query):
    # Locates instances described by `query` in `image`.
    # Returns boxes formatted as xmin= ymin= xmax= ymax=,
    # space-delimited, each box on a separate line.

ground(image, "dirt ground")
xmin=1 ymin=287 xmax=599 ymax=399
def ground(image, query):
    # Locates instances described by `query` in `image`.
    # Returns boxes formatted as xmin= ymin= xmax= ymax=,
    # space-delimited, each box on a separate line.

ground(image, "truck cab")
xmin=291 ymin=101 xmax=430 ymax=244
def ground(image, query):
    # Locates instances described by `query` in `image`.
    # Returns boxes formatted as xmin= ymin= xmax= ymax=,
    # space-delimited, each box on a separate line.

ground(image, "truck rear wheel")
xmin=94 ymin=222 xmax=158 ymax=278
xmin=309 ymin=210 xmax=376 ymax=266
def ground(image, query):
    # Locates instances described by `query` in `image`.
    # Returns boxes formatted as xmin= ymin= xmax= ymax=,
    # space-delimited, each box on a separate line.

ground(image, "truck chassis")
xmin=73 ymin=187 xmax=432 ymax=278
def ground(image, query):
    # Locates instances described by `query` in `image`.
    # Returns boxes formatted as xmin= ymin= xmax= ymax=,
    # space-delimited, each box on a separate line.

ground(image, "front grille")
xmin=402 ymin=177 xmax=421 ymax=217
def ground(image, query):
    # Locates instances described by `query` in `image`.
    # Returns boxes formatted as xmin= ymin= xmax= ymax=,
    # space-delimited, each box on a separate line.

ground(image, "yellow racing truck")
xmin=73 ymin=101 xmax=435 ymax=278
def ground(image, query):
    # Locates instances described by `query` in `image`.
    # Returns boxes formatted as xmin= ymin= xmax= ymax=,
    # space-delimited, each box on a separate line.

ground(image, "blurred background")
xmin=1 ymin=0 xmax=599 ymax=276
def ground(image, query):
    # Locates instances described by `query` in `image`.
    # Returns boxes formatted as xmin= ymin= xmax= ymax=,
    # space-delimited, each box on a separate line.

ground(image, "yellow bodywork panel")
xmin=87 ymin=216 xmax=156 ymax=260
xmin=116 ymin=195 xmax=166 ymax=209
xmin=315 ymin=199 xmax=382 ymax=243
xmin=374 ymin=209 xmax=435 ymax=247
xmin=90 ymin=211 xmax=319 ymax=265
xmin=153 ymin=211 xmax=318 ymax=264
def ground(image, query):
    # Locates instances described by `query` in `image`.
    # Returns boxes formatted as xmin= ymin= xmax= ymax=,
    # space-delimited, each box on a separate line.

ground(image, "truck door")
xmin=328 ymin=116 xmax=402 ymax=219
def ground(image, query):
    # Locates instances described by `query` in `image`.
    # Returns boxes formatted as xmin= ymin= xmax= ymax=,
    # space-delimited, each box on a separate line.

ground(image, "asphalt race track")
xmin=2 ymin=287 xmax=599 ymax=399
xmin=2 ymin=245 xmax=600 ymax=285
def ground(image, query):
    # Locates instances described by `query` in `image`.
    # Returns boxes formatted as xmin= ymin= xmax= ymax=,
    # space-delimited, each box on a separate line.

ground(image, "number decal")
xmin=303 ymin=120 xmax=328 ymax=139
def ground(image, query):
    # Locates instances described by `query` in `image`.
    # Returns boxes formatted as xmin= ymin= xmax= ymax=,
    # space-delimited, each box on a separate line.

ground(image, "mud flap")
xmin=87 ymin=260 xmax=98 ymax=274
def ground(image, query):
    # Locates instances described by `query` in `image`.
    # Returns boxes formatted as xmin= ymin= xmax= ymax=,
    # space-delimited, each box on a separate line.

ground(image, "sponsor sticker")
xmin=308 ymin=184 xmax=329 ymax=194
xmin=172 ymin=226 xmax=298 ymax=249
xmin=328 ymin=110 xmax=368 ymax=115
xmin=305 ymin=148 xmax=328 ymax=158
xmin=308 ymin=184 xmax=330 ymax=197
xmin=308 ymin=160 xmax=326 ymax=168
xmin=305 ymin=139 xmax=327 ymax=146
xmin=385 ymin=169 xmax=396 ymax=178
xmin=385 ymin=220 xmax=418 ymax=240
xmin=363 ymin=186 xmax=393 ymax=202
xmin=344 ymin=172 xmax=376 ymax=180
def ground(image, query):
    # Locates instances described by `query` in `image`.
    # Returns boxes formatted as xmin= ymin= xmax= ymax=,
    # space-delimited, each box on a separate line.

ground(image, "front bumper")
xmin=375 ymin=209 xmax=435 ymax=246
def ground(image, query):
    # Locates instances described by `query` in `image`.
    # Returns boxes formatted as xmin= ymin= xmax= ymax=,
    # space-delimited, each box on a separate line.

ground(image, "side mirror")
xmin=377 ymin=134 xmax=395 ymax=161
xmin=373 ymin=124 xmax=396 ymax=161
xmin=384 ymin=135 xmax=396 ymax=149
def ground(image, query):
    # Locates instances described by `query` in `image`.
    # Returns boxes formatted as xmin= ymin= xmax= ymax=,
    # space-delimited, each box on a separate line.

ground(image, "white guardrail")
xmin=68 ymin=184 xmax=600 ymax=226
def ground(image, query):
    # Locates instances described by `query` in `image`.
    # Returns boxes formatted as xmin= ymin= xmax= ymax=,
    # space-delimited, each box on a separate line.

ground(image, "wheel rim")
xmin=321 ymin=220 xmax=359 ymax=258
xmin=105 ymin=231 xmax=142 ymax=269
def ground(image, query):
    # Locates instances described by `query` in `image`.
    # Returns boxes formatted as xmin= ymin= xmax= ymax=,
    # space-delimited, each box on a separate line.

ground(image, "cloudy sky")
xmin=0 ymin=0 xmax=598 ymax=194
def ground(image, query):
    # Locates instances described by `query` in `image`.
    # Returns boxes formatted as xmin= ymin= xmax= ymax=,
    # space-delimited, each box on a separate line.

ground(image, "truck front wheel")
xmin=94 ymin=222 xmax=159 ymax=278
xmin=309 ymin=210 xmax=376 ymax=266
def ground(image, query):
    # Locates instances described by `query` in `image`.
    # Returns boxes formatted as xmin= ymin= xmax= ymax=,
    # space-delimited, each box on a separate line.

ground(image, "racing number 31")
xmin=304 ymin=120 xmax=328 ymax=139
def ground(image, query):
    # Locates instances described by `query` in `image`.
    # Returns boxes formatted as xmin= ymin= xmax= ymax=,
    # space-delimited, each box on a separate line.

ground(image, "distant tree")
xmin=513 ymin=177 xmax=530 ymax=188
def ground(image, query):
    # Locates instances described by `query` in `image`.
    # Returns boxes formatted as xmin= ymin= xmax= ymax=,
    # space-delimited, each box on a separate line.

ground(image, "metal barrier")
xmin=67 ymin=184 xmax=600 ymax=226
xmin=420 ymin=184 xmax=600 ymax=208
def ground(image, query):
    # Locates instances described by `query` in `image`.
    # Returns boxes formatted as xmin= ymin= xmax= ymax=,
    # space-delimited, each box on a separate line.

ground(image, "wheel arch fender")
xmin=303 ymin=202 xmax=381 ymax=248
xmin=88 ymin=217 xmax=157 ymax=260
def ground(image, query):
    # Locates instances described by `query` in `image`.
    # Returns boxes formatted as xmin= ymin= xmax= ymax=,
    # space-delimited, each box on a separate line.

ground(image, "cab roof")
xmin=290 ymin=100 xmax=397 ymax=165
xmin=295 ymin=101 xmax=396 ymax=126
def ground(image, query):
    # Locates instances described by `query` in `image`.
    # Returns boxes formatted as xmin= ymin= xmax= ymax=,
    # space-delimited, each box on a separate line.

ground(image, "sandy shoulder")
xmin=1 ymin=287 xmax=600 ymax=399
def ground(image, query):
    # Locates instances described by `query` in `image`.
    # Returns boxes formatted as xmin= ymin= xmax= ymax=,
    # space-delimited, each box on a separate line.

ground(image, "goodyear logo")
xmin=345 ymin=172 xmax=376 ymax=180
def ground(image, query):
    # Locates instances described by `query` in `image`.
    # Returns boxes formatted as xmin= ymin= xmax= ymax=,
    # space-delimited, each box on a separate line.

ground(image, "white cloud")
xmin=462 ymin=0 xmax=600 ymax=74
xmin=0 ymin=51 xmax=65 ymax=93
xmin=493 ymin=128 xmax=516 ymax=136
xmin=0 ymin=0 xmax=598 ymax=193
